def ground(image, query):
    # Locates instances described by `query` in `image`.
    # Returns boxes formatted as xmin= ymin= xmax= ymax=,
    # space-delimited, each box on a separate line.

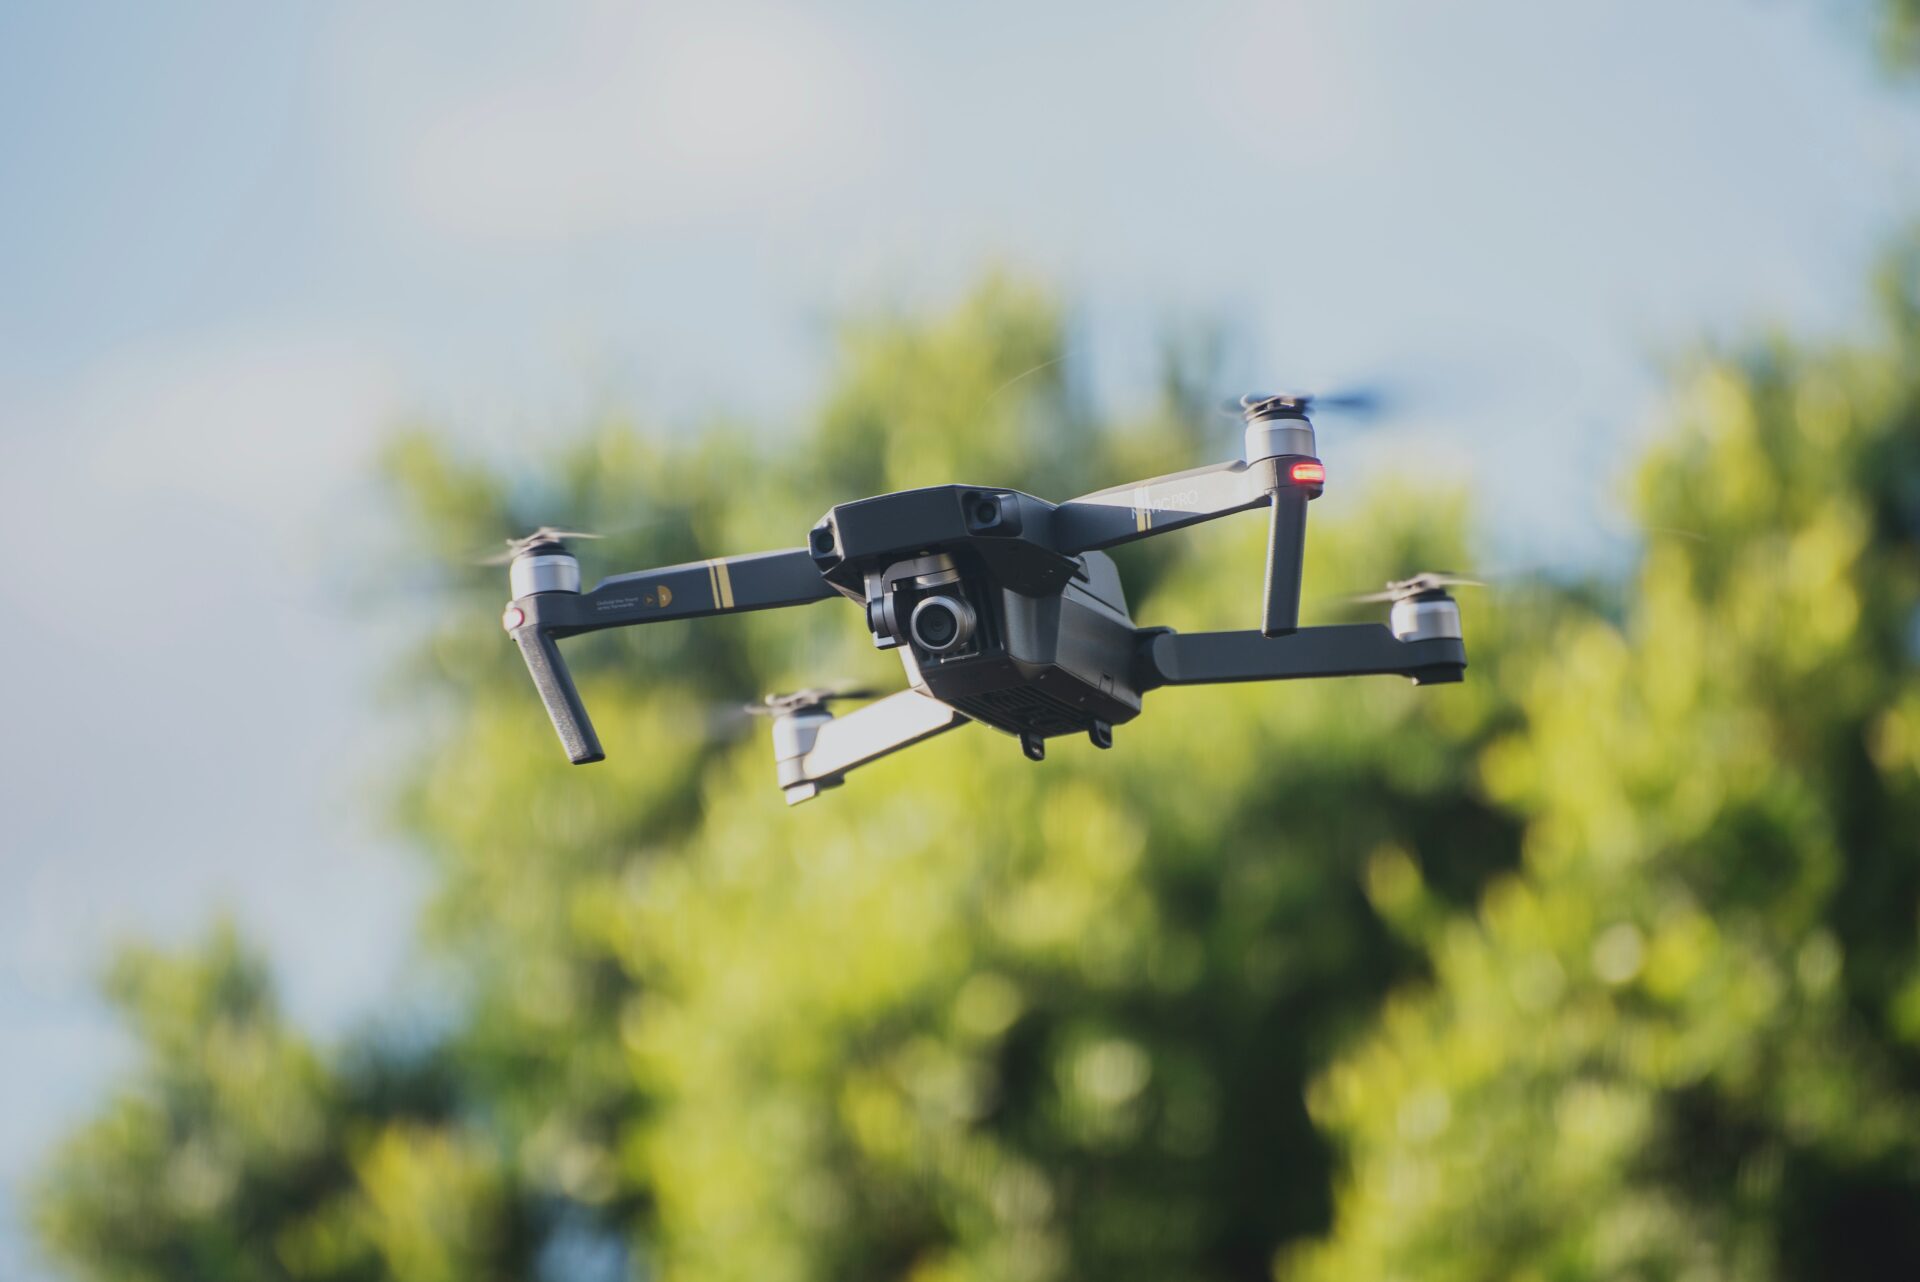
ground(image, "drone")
xmin=498 ymin=394 xmax=1468 ymax=804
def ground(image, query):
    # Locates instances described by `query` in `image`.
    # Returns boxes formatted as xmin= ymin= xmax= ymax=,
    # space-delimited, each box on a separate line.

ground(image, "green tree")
xmin=32 ymin=925 xmax=536 ymax=1281
xmin=34 ymin=275 xmax=1534 ymax=1281
xmin=1880 ymin=0 xmax=1920 ymax=69
xmin=1286 ymin=250 xmax=1920 ymax=1281
xmin=35 ymin=251 xmax=1920 ymax=1282
xmin=375 ymin=277 xmax=1529 ymax=1281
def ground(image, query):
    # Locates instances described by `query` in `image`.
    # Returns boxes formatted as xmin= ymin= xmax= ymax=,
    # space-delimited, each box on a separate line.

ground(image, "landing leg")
xmin=1020 ymin=732 xmax=1046 ymax=762
xmin=1088 ymin=720 xmax=1113 ymax=750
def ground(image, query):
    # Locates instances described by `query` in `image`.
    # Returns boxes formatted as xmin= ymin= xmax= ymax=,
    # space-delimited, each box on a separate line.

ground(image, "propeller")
xmin=475 ymin=526 xmax=604 ymax=566
xmin=744 ymin=686 xmax=882 ymax=717
xmin=1225 ymin=385 xmax=1393 ymax=422
xmin=471 ymin=511 xmax=706 ymax=567
xmin=696 ymin=685 xmax=881 ymax=743
xmin=1308 ymin=386 xmax=1389 ymax=415
xmin=1344 ymin=572 xmax=1486 ymax=604
xmin=685 ymin=685 xmax=886 ymax=745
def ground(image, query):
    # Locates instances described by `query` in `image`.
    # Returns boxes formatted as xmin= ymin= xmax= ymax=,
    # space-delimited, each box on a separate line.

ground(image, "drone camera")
xmin=909 ymin=594 xmax=976 ymax=652
xmin=892 ymin=574 xmax=988 ymax=660
xmin=859 ymin=552 xmax=994 ymax=660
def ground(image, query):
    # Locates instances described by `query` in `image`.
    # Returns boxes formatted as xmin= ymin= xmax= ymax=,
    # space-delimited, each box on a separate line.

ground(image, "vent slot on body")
xmin=949 ymin=684 xmax=1088 ymax=737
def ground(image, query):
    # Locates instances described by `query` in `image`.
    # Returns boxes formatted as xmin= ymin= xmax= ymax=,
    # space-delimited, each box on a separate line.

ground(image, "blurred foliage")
xmin=31 ymin=924 xmax=535 ymax=1281
xmin=32 ymin=244 xmax=1920 ymax=1281
xmin=1880 ymin=0 xmax=1920 ymax=69
xmin=1286 ymin=248 xmax=1920 ymax=1280
xmin=372 ymin=274 xmax=1531 ymax=1282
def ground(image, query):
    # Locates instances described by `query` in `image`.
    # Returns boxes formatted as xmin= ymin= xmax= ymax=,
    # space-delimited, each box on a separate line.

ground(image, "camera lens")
xmin=919 ymin=607 xmax=956 ymax=645
xmin=909 ymin=595 xmax=975 ymax=653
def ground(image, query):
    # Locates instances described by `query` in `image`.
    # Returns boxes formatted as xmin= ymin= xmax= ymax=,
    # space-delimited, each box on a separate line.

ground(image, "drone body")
xmin=500 ymin=396 xmax=1468 ymax=804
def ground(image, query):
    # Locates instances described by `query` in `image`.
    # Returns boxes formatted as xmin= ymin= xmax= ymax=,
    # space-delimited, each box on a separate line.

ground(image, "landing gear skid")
xmin=1017 ymin=721 xmax=1113 ymax=763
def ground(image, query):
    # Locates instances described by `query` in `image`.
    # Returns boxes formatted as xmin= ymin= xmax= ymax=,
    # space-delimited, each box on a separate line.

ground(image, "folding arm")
xmin=506 ymin=547 xmax=837 ymax=764
xmin=519 ymin=548 xmax=836 ymax=638
xmin=773 ymin=691 xmax=969 ymax=805
xmin=1055 ymin=453 xmax=1319 ymax=638
xmin=1137 ymin=625 xmax=1466 ymax=691
xmin=1051 ymin=458 xmax=1278 ymax=554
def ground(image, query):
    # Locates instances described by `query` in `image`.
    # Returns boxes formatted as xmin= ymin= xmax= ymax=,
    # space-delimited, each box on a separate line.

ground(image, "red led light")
xmin=502 ymin=606 xmax=525 ymax=630
xmin=1290 ymin=461 xmax=1326 ymax=485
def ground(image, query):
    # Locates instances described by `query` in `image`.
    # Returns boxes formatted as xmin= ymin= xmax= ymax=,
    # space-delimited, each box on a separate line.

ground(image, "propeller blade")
xmin=1342 ymin=571 xmax=1487 ymax=604
xmin=743 ymin=686 xmax=883 ymax=717
xmin=475 ymin=526 xmax=605 ymax=566
xmin=1222 ymin=384 xmax=1393 ymax=423
xmin=1310 ymin=385 xmax=1390 ymax=417
xmin=471 ymin=513 xmax=694 ymax=567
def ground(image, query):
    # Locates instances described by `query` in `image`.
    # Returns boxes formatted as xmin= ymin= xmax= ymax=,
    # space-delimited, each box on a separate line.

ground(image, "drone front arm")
xmin=1051 ymin=458 xmax=1277 ymax=554
xmin=1137 ymin=625 xmax=1466 ymax=690
xmin=527 ymin=548 xmax=836 ymax=638
xmin=507 ymin=547 xmax=836 ymax=765
xmin=774 ymin=691 xmax=969 ymax=805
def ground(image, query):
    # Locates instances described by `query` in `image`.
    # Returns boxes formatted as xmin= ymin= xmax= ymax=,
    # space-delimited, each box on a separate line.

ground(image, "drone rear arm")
xmin=774 ymin=691 xmax=969 ymax=804
xmin=1137 ymin=625 xmax=1466 ymax=690
xmin=1055 ymin=453 xmax=1322 ymax=637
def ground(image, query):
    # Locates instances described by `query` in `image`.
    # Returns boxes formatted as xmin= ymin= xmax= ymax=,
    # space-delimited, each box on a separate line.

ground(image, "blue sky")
xmin=2 ymin=2 xmax=1917 ymax=1275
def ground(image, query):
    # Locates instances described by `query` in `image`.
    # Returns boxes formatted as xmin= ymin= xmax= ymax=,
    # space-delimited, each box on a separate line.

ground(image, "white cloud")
xmin=0 ymin=327 xmax=407 ymax=979
xmin=0 ymin=327 xmax=421 ymax=1213
xmin=80 ymin=333 xmax=394 ymax=514
xmin=338 ymin=2 xmax=887 ymax=244
xmin=1191 ymin=2 xmax=1386 ymax=168
xmin=3 ymin=331 xmax=395 ymax=654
